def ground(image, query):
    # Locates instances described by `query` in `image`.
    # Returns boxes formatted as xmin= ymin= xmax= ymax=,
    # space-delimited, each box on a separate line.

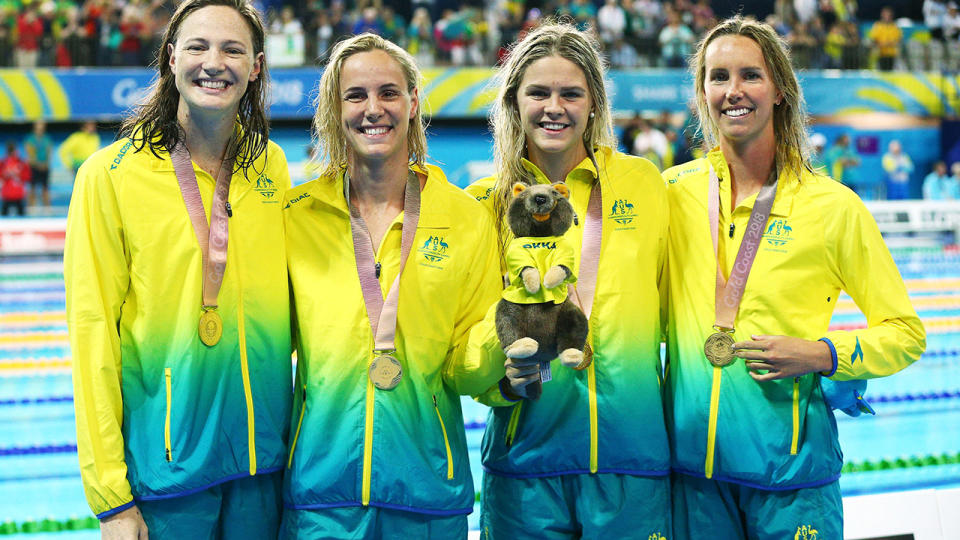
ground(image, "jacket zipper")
xmin=362 ymin=359 xmax=375 ymax=505
xmin=705 ymin=366 xmax=723 ymax=478
xmin=433 ymin=395 xmax=454 ymax=479
xmin=505 ymin=401 xmax=523 ymax=447
xmin=287 ymin=382 xmax=307 ymax=468
xmin=164 ymin=368 xmax=172 ymax=462
xmin=233 ymin=218 xmax=258 ymax=475
xmin=588 ymin=356 xmax=599 ymax=473
xmin=791 ymin=378 xmax=800 ymax=455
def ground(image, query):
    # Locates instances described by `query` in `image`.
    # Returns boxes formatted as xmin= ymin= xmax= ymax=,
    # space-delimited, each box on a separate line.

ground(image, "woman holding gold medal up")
xmin=662 ymin=16 xmax=925 ymax=539
xmin=279 ymin=34 xmax=503 ymax=538
xmin=65 ymin=0 xmax=292 ymax=537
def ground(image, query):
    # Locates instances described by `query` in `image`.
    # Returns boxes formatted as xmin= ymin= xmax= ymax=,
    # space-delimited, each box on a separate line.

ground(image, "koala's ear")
xmin=512 ymin=183 xmax=527 ymax=197
xmin=553 ymin=183 xmax=570 ymax=199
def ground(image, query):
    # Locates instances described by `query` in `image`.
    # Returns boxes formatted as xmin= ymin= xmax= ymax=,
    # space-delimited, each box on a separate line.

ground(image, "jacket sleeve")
xmin=820 ymin=194 xmax=925 ymax=380
xmin=442 ymin=210 xmax=506 ymax=396
xmin=64 ymin=157 xmax=135 ymax=518
xmin=58 ymin=134 xmax=75 ymax=170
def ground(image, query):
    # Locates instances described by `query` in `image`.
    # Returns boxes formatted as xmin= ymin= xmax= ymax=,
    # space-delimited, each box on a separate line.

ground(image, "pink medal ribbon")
xmin=559 ymin=179 xmax=602 ymax=376
xmin=170 ymin=143 xmax=234 ymax=347
xmin=704 ymin=163 xmax=777 ymax=366
xmin=348 ymin=170 xmax=421 ymax=390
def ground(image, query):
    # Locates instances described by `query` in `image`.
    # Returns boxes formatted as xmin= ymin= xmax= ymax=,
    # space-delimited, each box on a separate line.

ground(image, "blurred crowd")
xmin=0 ymin=0 xmax=948 ymax=71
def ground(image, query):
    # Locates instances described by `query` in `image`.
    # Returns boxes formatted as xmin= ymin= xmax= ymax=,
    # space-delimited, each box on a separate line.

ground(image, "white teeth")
xmin=725 ymin=108 xmax=750 ymax=117
xmin=198 ymin=80 xmax=227 ymax=89
xmin=542 ymin=122 xmax=566 ymax=130
xmin=362 ymin=127 xmax=389 ymax=135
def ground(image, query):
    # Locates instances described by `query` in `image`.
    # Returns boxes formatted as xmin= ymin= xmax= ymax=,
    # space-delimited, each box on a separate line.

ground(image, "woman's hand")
xmin=100 ymin=505 xmax=149 ymax=540
xmin=502 ymin=356 xmax=541 ymax=399
xmin=733 ymin=335 xmax=833 ymax=381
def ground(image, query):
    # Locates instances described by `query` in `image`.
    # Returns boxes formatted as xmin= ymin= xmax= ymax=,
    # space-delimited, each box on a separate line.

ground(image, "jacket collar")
xmin=308 ymin=163 xmax=451 ymax=227
xmin=519 ymin=146 xmax=607 ymax=187
xmin=707 ymin=148 xmax=797 ymax=217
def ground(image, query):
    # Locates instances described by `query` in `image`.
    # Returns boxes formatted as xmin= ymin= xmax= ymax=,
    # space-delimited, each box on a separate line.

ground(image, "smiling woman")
xmin=64 ymin=0 xmax=292 ymax=538
xmin=663 ymin=16 xmax=925 ymax=540
xmin=464 ymin=21 xmax=672 ymax=540
xmin=279 ymin=34 xmax=505 ymax=539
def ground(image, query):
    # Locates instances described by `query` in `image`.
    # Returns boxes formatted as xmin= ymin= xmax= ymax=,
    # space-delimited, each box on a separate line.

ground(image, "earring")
xmin=589 ymin=111 xmax=595 ymax=118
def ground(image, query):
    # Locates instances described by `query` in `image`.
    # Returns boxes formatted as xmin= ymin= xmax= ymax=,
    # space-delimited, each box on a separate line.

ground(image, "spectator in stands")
xmin=655 ymin=109 xmax=680 ymax=168
xmin=881 ymin=139 xmax=914 ymax=200
xmin=664 ymin=17 xmax=924 ymax=540
xmin=0 ymin=23 xmax=12 ymax=67
xmin=922 ymin=160 xmax=951 ymax=200
xmin=823 ymin=21 xmax=848 ymax=68
xmin=65 ymin=0 xmax=291 ymax=537
xmin=352 ymin=6 xmax=382 ymax=35
xmin=924 ymin=0 xmax=948 ymax=41
xmin=118 ymin=9 xmax=144 ymax=66
xmin=659 ymin=7 xmax=696 ymax=67
xmin=824 ymin=133 xmax=860 ymax=190
xmin=381 ymin=6 xmax=406 ymax=45
xmin=786 ymin=20 xmax=819 ymax=67
xmin=794 ymin=0 xmax=818 ymax=24
xmin=407 ymin=7 xmax=434 ymax=66
xmin=597 ymin=0 xmax=626 ymax=50
xmin=15 ymin=5 xmax=43 ymax=68
xmin=24 ymin=120 xmax=53 ymax=208
xmin=632 ymin=116 xmax=670 ymax=169
xmin=947 ymin=163 xmax=960 ymax=199
xmin=945 ymin=3 xmax=960 ymax=40
xmin=564 ymin=0 xmax=598 ymax=32
xmin=867 ymin=6 xmax=902 ymax=71
xmin=610 ymin=36 xmax=640 ymax=67
xmin=59 ymin=120 xmax=101 ymax=179
xmin=469 ymin=21 xmax=671 ymax=540
xmin=1 ymin=140 xmax=30 ymax=216
xmin=810 ymin=131 xmax=827 ymax=171
xmin=309 ymin=10 xmax=332 ymax=62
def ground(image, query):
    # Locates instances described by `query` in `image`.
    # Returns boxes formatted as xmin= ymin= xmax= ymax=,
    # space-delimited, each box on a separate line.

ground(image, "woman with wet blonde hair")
xmin=466 ymin=20 xmax=671 ymax=539
xmin=664 ymin=16 xmax=924 ymax=539
xmin=311 ymin=33 xmax=428 ymax=179
xmin=280 ymin=33 xmax=504 ymax=539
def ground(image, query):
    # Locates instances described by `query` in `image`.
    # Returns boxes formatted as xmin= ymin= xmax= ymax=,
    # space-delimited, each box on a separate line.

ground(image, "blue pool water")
xmin=1 ymin=245 xmax=959 ymax=536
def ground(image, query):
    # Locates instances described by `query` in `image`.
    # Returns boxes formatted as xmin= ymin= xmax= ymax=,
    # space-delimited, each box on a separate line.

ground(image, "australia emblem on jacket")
xmin=609 ymin=198 xmax=636 ymax=224
xmin=418 ymin=235 xmax=450 ymax=265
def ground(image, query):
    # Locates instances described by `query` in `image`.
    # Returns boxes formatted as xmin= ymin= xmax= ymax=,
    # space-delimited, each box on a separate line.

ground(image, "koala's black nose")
xmin=533 ymin=194 xmax=548 ymax=205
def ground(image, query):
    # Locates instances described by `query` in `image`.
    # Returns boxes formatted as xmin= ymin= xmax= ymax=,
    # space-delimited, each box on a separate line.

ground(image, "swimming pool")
xmin=1 ymin=245 xmax=958 ymax=537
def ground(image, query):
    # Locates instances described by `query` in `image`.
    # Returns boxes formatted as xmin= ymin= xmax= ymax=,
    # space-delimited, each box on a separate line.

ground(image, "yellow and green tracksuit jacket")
xmin=59 ymin=131 xmax=101 ymax=171
xmin=65 ymin=137 xmax=293 ymax=519
xmin=282 ymin=164 xmax=504 ymax=515
xmin=663 ymin=150 xmax=925 ymax=489
xmin=502 ymin=235 xmax=576 ymax=304
xmin=466 ymin=147 xmax=670 ymax=479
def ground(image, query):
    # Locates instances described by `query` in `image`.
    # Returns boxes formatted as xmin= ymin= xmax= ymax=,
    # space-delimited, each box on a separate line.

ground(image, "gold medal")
xmin=704 ymin=332 xmax=735 ymax=367
xmin=573 ymin=342 xmax=593 ymax=371
xmin=199 ymin=309 xmax=222 ymax=347
xmin=369 ymin=354 xmax=402 ymax=390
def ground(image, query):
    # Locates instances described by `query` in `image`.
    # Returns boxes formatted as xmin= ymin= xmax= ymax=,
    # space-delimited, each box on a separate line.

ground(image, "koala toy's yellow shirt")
xmin=502 ymin=235 xmax=577 ymax=304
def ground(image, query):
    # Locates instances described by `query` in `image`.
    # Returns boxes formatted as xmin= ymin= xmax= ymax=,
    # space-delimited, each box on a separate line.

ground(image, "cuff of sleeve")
xmin=498 ymin=377 xmax=522 ymax=403
xmin=97 ymin=500 xmax=136 ymax=521
xmin=819 ymin=337 xmax=838 ymax=377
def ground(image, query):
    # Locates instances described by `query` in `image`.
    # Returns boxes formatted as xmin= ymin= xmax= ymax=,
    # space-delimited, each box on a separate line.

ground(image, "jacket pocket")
xmin=504 ymin=401 xmax=523 ymax=448
xmin=164 ymin=368 xmax=172 ymax=462
xmin=433 ymin=395 xmax=454 ymax=480
xmin=287 ymin=382 xmax=307 ymax=469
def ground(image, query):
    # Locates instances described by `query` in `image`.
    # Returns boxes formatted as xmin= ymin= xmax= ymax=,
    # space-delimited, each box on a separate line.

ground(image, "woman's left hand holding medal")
xmin=733 ymin=335 xmax=834 ymax=381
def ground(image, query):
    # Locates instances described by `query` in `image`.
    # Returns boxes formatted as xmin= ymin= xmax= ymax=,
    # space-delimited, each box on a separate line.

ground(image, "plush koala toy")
xmin=496 ymin=182 xmax=589 ymax=400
